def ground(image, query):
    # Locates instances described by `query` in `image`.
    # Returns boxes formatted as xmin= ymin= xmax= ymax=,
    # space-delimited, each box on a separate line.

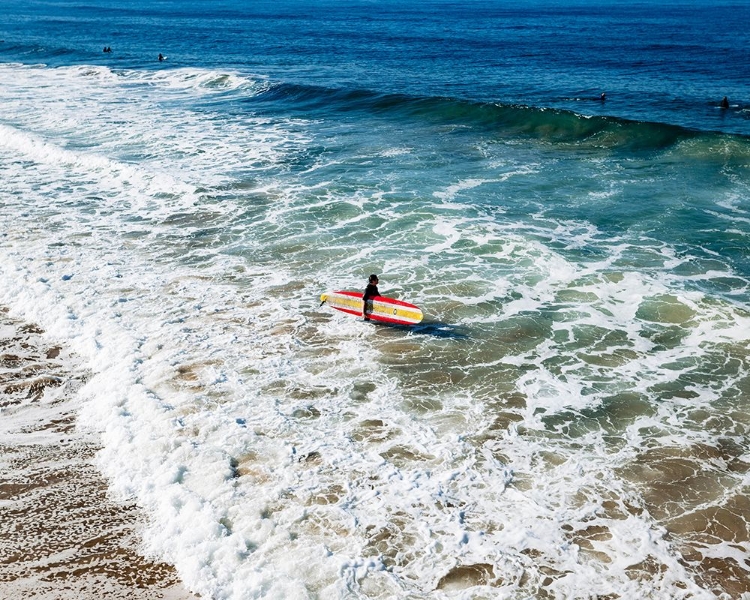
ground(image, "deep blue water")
xmin=2 ymin=0 xmax=749 ymax=135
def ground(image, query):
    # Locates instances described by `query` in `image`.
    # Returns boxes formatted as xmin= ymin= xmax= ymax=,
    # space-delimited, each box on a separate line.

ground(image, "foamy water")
xmin=1 ymin=61 xmax=750 ymax=599
xmin=0 ymin=308 xmax=196 ymax=599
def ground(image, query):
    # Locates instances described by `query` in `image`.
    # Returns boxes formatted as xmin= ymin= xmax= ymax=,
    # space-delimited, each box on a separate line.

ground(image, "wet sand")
xmin=0 ymin=307 xmax=196 ymax=600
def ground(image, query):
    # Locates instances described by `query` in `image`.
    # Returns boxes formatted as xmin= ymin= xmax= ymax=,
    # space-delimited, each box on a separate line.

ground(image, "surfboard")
xmin=321 ymin=291 xmax=423 ymax=326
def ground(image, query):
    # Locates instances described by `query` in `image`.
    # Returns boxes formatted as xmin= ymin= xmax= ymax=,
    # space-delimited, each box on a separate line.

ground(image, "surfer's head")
xmin=369 ymin=274 xmax=379 ymax=284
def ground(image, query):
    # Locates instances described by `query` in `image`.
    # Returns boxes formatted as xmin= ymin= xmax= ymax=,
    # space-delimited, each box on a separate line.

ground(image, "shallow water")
xmin=0 ymin=309 xmax=195 ymax=599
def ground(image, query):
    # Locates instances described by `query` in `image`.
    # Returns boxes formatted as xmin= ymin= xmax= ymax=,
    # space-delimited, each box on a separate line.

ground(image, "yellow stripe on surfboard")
xmin=370 ymin=299 xmax=422 ymax=323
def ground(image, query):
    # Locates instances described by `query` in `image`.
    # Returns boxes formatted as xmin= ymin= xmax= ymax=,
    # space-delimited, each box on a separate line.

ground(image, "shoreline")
xmin=0 ymin=307 xmax=196 ymax=600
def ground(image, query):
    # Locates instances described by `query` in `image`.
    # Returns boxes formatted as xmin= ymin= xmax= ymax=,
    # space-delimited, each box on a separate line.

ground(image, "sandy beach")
xmin=0 ymin=306 xmax=195 ymax=600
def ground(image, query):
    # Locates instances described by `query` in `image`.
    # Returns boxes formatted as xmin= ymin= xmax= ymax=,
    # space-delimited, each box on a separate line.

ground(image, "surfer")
xmin=362 ymin=274 xmax=380 ymax=320
xmin=720 ymin=96 xmax=729 ymax=109
xmin=158 ymin=53 xmax=165 ymax=62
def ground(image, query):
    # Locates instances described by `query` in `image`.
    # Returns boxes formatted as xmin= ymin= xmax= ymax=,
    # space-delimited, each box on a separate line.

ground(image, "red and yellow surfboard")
xmin=320 ymin=291 xmax=423 ymax=326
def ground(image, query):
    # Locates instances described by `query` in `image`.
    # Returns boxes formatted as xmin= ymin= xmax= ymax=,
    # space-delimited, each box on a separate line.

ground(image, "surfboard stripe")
xmin=321 ymin=291 xmax=423 ymax=325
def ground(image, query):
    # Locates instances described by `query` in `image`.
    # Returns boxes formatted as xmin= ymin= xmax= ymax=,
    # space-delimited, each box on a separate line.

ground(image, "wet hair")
xmin=369 ymin=274 xmax=379 ymax=283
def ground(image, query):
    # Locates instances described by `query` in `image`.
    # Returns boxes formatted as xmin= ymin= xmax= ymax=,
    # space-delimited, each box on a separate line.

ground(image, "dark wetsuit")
xmin=362 ymin=283 xmax=380 ymax=318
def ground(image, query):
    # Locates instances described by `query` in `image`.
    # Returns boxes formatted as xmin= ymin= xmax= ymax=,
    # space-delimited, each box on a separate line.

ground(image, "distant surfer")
xmin=720 ymin=96 xmax=729 ymax=109
xmin=158 ymin=53 xmax=165 ymax=62
xmin=362 ymin=274 xmax=380 ymax=320
xmin=600 ymin=92 xmax=606 ymax=102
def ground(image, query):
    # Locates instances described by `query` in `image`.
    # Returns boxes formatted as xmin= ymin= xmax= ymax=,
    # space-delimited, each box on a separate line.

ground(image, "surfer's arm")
xmin=362 ymin=285 xmax=375 ymax=315
xmin=362 ymin=285 xmax=380 ymax=316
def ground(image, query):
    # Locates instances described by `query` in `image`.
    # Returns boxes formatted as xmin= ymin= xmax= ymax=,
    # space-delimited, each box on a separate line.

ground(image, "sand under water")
xmin=0 ymin=306 xmax=195 ymax=600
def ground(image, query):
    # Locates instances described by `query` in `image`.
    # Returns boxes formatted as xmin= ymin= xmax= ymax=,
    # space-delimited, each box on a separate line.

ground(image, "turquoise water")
xmin=1 ymin=1 xmax=749 ymax=598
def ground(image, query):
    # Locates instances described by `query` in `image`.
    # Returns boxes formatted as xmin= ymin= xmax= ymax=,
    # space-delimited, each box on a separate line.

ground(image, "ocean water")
xmin=1 ymin=1 xmax=749 ymax=598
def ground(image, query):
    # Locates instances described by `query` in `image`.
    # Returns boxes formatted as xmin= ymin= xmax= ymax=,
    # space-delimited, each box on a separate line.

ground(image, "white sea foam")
xmin=1 ymin=62 xmax=747 ymax=599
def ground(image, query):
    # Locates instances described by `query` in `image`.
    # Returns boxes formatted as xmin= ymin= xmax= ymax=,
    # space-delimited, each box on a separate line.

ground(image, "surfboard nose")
xmin=320 ymin=293 xmax=328 ymax=303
